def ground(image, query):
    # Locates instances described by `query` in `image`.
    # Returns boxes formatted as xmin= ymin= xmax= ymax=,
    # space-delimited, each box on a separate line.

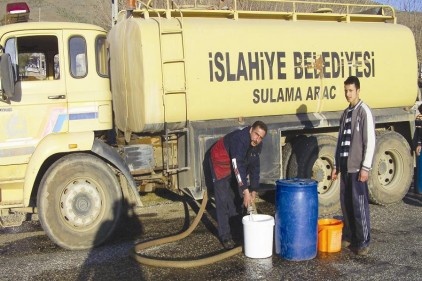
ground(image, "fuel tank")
xmin=107 ymin=7 xmax=418 ymax=133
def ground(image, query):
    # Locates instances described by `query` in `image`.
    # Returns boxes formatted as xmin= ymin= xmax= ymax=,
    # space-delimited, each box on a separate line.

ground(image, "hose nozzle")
xmin=247 ymin=203 xmax=256 ymax=215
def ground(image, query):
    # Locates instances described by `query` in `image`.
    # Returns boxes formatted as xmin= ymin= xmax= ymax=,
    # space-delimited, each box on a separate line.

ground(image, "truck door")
xmin=0 ymin=31 xmax=66 ymax=200
xmin=62 ymin=31 xmax=112 ymax=133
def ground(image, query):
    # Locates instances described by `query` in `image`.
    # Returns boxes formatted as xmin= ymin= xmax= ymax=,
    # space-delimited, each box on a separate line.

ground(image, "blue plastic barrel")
xmin=416 ymin=155 xmax=422 ymax=193
xmin=275 ymin=178 xmax=318 ymax=261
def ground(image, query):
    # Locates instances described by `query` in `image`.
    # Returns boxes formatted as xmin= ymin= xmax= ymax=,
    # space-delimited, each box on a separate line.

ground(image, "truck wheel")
xmin=287 ymin=135 xmax=340 ymax=215
xmin=37 ymin=153 xmax=122 ymax=250
xmin=368 ymin=131 xmax=412 ymax=205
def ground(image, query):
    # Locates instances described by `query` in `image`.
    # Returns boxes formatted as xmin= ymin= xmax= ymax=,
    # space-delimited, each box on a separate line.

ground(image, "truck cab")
xmin=0 ymin=21 xmax=138 ymax=249
xmin=0 ymin=21 xmax=111 ymax=200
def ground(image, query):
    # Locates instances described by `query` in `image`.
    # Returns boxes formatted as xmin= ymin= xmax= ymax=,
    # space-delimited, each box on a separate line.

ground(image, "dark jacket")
xmin=210 ymin=126 xmax=262 ymax=192
xmin=416 ymin=114 xmax=422 ymax=146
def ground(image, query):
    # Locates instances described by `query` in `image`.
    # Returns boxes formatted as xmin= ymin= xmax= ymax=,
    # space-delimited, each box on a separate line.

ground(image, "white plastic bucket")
xmin=242 ymin=214 xmax=275 ymax=258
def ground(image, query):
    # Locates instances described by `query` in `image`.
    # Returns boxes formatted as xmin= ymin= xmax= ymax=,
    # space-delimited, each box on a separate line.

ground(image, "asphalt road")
xmin=0 ymin=187 xmax=421 ymax=281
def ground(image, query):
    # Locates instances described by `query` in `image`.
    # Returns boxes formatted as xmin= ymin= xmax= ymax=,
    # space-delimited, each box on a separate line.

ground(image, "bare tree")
xmin=395 ymin=0 xmax=422 ymax=62
xmin=400 ymin=0 xmax=422 ymax=12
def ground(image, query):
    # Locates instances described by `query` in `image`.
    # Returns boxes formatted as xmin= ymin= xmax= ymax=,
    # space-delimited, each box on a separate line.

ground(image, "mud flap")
xmin=92 ymin=139 xmax=143 ymax=207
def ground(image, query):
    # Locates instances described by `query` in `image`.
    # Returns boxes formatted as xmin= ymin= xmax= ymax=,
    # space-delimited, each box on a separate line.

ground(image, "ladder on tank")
xmin=158 ymin=6 xmax=190 ymax=175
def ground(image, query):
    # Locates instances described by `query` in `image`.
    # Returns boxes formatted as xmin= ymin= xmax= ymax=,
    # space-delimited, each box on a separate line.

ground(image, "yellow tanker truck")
xmin=0 ymin=0 xmax=419 ymax=249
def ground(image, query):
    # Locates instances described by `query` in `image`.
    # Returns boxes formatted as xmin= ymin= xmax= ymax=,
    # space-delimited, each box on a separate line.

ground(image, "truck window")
xmin=69 ymin=36 xmax=87 ymax=78
xmin=96 ymin=35 xmax=108 ymax=77
xmin=4 ymin=35 xmax=59 ymax=81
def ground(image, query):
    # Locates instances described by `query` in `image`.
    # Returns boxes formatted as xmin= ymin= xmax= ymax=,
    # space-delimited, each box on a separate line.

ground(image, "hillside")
xmin=0 ymin=0 xmax=420 ymax=62
xmin=0 ymin=0 xmax=110 ymax=28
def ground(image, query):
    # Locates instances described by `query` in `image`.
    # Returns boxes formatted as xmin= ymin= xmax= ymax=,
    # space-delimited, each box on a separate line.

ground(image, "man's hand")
xmin=417 ymin=145 xmax=421 ymax=156
xmin=251 ymin=191 xmax=257 ymax=202
xmin=359 ymin=169 xmax=369 ymax=182
xmin=243 ymin=189 xmax=253 ymax=208
xmin=331 ymin=168 xmax=338 ymax=181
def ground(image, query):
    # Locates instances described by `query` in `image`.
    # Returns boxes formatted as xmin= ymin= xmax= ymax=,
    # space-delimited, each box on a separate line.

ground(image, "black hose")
xmin=130 ymin=190 xmax=243 ymax=268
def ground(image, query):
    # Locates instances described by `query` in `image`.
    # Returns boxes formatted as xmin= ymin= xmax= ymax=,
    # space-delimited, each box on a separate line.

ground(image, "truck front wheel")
xmin=37 ymin=153 xmax=122 ymax=250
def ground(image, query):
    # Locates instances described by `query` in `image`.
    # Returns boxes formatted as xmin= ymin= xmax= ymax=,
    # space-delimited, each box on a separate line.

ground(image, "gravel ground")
xmin=0 ymin=188 xmax=421 ymax=281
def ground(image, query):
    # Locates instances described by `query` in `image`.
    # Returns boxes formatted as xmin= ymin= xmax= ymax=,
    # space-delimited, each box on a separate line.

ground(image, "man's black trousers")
xmin=340 ymin=171 xmax=371 ymax=248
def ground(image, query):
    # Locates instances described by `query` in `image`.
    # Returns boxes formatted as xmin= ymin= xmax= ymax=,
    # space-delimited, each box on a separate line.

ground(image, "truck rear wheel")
xmin=287 ymin=135 xmax=340 ymax=215
xmin=368 ymin=131 xmax=412 ymax=205
xmin=37 ymin=153 xmax=122 ymax=250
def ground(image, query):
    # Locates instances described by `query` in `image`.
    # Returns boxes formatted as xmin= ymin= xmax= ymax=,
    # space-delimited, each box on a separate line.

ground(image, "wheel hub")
xmin=313 ymin=157 xmax=332 ymax=195
xmin=378 ymin=160 xmax=388 ymax=175
xmin=377 ymin=152 xmax=395 ymax=186
xmin=73 ymin=195 xmax=91 ymax=215
xmin=60 ymin=179 xmax=102 ymax=227
xmin=313 ymin=166 xmax=325 ymax=182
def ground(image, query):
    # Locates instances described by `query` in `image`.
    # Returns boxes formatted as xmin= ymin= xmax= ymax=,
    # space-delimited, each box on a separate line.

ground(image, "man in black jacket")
xmin=204 ymin=120 xmax=267 ymax=249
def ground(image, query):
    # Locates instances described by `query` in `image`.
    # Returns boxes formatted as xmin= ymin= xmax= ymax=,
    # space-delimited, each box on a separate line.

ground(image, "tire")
xmin=287 ymin=135 xmax=340 ymax=215
xmin=37 ymin=153 xmax=122 ymax=250
xmin=368 ymin=131 xmax=413 ymax=205
xmin=281 ymin=141 xmax=292 ymax=179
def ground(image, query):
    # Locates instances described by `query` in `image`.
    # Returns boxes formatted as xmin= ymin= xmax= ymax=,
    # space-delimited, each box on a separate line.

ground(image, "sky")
xmin=375 ymin=0 xmax=422 ymax=11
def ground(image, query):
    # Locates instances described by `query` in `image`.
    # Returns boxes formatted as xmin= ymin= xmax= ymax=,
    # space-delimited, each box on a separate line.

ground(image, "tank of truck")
xmin=107 ymin=8 xmax=418 ymax=134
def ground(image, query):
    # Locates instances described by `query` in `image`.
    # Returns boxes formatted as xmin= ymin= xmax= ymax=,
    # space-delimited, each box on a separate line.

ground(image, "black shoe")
xmin=222 ymin=238 xmax=235 ymax=250
xmin=341 ymin=240 xmax=351 ymax=248
xmin=356 ymin=246 xmax=370 ymax=256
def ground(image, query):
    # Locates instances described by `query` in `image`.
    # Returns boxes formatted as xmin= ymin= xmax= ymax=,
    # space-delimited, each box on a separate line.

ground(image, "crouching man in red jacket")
xmin=204 ymin=121 xmax=267 ymax=249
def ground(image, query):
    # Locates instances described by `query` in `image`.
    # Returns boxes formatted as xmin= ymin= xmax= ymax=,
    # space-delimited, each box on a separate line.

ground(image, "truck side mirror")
xmin=0 ymin=53 xmax=16 ymax=99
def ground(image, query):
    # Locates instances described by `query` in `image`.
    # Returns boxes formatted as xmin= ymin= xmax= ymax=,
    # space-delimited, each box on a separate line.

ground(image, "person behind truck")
xmin=415 ymin=104 xmax=422 ymax=156
xmin=203 ymin=120 xmax=267 ymax=249
xmin=331 ymin=76 xmax=376 ymax=256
